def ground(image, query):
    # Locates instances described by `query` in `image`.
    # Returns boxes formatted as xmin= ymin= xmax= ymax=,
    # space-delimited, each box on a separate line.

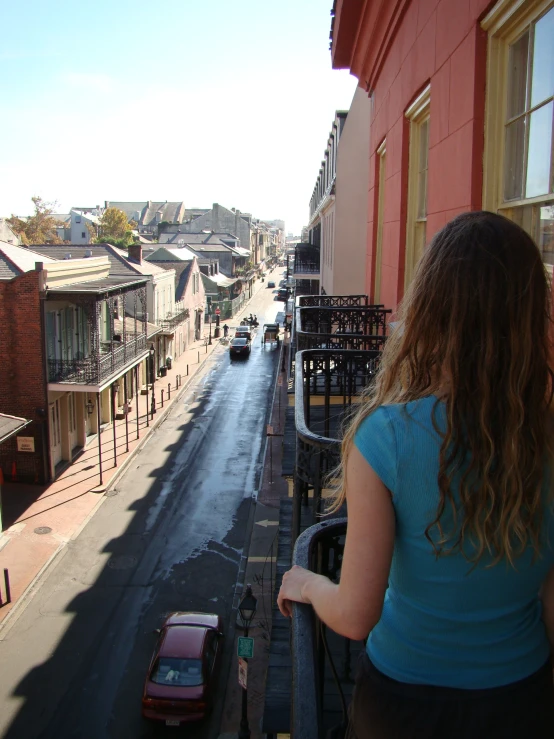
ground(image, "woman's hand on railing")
xmin=277 ymin=565 xmax=323 ymax=618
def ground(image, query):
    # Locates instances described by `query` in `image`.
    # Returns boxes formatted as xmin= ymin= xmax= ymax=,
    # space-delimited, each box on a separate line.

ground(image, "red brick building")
xmin=331 ymin=0 xmax=554 ymax=310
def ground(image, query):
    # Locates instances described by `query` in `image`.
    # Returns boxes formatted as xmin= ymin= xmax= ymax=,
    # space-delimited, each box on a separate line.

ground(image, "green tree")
xmin=94 ymin=207 xmax=136 ymax=245
xmin=7 ymin=196 xmax=63 ymax=245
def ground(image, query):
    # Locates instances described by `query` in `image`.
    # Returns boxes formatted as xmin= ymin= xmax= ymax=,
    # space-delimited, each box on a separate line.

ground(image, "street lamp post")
xmin=149 ymin=344 xmax=156 ymax=418
xmin=238 ymin=584 xmax=257 ymax=739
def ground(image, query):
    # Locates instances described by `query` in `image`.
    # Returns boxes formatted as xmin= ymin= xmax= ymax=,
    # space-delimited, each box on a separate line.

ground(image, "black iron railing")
xmin=294 ymin=349 xmax=381 ymax=541
xmin=292 ymin=519 xmax=357 ymax=739
xmin=294 ymin=261 xmax=320 ymax=274
xmin=48 ymin=334 xmax=147 ymax=385
xmin=295 ymin=280 xmax=320 ymax=296
xmin=156 ymin=306 xmax=190 ymax=332
xmin=296 ymin=305 xmax=390 ymax=352
xmin=298 ymin=295 xmax=370 ymax=307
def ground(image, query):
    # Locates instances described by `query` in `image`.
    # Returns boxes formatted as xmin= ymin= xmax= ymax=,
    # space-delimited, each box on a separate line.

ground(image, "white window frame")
xmin=374 ymin=139 xmax=386 ymax=304
xmin=404 ymin=85 xmax=431 ymax=290
xmin=482 ymin=0 xmax=554 ymax=270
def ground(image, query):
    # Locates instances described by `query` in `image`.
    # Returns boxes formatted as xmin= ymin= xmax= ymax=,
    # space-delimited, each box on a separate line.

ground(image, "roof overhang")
xmin=0 ymin=414 xmax=32 ymax=445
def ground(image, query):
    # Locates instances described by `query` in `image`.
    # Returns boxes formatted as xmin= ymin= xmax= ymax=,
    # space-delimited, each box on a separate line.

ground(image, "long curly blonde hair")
xmin=330 ymin=211 xmax=554 ymax=567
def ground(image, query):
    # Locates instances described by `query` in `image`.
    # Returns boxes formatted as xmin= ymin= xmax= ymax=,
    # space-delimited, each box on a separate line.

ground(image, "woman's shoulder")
xmin=357 ymin=395 xmax=443 ymax=441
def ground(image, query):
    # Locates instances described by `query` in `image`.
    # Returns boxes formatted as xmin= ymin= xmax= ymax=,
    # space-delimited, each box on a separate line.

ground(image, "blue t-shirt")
xmin=354 ymin=395 xmax=554 ymax=689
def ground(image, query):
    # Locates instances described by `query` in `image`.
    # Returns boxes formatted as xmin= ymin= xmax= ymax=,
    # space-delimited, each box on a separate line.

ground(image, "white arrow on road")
xmin=255 ymin=519 xmax=279 ymax=527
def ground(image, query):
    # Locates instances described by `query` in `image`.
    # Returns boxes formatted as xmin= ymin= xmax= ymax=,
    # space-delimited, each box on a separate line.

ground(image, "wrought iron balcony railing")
xmin=296 ymin=305 xmax=391 ymax=352
xmin=298 ymin=295 xmax=370 ymax=307
xmin=294 ymin=261 xmax=320 ymax=274
xmin=292 ymin=519 xmax=359 ymax=739
xmin=294 ymin=349 xmax=381 ymax=541
xmin=295 ymin=280 xmax=320 ymax=296
xmin=156 ymin=305 xmax=190 ymax=332
xmin=48 ymin=334 xmax=147 ymax=385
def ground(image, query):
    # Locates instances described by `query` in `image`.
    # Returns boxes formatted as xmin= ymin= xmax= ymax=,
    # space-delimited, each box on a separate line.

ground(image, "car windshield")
xmin=231 ymin=338 xmax=247 ymax=345
xmin=150 ymin=657 xmax=203 ymax=686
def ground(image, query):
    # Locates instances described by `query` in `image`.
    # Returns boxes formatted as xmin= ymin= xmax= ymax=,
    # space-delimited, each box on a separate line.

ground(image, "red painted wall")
xmin=341 ymin=0 xmax=493 ymax=311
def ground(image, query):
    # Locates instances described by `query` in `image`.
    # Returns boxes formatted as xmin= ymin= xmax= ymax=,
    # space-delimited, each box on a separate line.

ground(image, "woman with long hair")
xmin=278 ymin=211 xmax=554 ymax=738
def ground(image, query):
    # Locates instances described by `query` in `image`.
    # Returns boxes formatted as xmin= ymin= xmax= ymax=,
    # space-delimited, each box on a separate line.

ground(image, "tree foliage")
xmin=7 ymin=196 xmax=63 ymax=245
xmin=94 ymin=207 xmax=135 ymax=245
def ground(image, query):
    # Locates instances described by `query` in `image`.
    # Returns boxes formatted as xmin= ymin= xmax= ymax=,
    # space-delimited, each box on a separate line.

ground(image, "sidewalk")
xmin=0 ymin=274 xmax=270 ymax=629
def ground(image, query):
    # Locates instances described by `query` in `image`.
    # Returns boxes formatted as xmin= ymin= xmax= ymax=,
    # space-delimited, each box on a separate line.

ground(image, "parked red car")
xmin=142 ymin=612 xmax=224 ymax=726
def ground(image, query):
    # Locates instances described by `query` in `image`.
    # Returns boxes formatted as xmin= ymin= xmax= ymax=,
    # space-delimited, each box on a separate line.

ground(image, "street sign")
xmin=215 ymin=307 xmax=221 ymax=316
xmin=237 ymin=636 xmax=254 ymax=659
xmin=238 ymin=657 xmax=248 ymax=689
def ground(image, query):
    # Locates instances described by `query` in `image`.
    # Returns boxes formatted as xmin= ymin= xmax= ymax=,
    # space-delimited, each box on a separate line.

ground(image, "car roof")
xmin=231 ymin=337 xmax=247 ymax=344
xmin=160 ymin=625 xmax=207 ymax=659
xmin=165 ymin=611 xmax=220 ymax=628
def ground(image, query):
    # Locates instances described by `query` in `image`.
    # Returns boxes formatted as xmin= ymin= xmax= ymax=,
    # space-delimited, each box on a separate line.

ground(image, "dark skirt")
xmin=346 ymin=652 xmax=554 ymax=739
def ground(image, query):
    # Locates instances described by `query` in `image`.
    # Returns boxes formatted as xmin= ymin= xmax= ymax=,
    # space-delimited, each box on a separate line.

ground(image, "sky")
xmin=0 ymin=0 xmax=357 ymax=235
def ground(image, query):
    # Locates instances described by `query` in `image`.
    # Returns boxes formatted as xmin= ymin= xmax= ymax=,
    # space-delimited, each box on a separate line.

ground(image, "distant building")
xmin=105 ymin=201 xmax=186 ymax=236
xmin=0 ymin=219 xmax=21 ymax=245
xmin=178 ymin=203 xmax=253 ymax=252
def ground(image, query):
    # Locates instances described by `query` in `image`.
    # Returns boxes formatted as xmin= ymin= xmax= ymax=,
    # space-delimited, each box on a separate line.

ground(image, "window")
xmin=404 ymin=86 xmax=430 ymax=289
xmin=82 ymin=232 xmax=86 ymax=239
xmin=483 ymin=1 xmax=554 ymax=266
xmin=374 ymin=140 xmax=386 ymax=303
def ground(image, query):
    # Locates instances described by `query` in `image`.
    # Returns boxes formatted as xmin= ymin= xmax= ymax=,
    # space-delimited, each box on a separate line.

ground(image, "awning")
xmin=0 ymin=414 xmax=32 ymax=445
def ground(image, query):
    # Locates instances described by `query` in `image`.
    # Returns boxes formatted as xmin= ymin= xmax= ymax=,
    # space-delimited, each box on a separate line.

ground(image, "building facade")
xmin=331 ymin=0 xmax=554 ymax=310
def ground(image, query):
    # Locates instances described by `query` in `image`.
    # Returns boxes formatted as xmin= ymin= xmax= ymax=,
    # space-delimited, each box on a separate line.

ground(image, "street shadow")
xmin=3 ymin=342 xmax=280 ymax=739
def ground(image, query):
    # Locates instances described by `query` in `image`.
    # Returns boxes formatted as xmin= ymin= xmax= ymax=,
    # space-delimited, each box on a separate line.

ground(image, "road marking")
xmin=255 ymin=519 xmax=279 ymax=527
xmin=248 ymin=556 xmax=276 ymax=562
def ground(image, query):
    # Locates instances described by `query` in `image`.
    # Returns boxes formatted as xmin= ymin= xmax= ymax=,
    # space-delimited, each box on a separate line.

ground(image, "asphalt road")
xmin=0 ymin=278 xmax=285 ymax=739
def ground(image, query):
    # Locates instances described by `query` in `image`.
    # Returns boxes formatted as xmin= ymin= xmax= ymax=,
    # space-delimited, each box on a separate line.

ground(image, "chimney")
xmin=128 ymin=243 xmax=142 ymax=264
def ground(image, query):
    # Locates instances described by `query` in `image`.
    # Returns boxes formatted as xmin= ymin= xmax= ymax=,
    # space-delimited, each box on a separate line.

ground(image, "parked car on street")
xmin=229 ymin=337 xmax=251 ymax=357
xmin=267 ymin=281 xmax=276 ymax=288
xmin=277 ymin=289 xmax=289 ymax=301
xmin=142 ymin=612 xmax=224 ymax=726
xmin=235 ymin=326 xmax=252 ymax=341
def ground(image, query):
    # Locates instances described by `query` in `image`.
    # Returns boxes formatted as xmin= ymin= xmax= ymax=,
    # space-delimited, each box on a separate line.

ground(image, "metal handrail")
xmin=292 ymin=519 xmax=348 ymax=739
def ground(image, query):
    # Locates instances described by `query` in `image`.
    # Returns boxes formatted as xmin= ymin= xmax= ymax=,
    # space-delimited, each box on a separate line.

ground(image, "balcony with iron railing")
xmin=298 ymin=295 xmax=369 ymax=307
xmin=156 ymin=302 xmax=190 ymax=332
xmin=48 ymin=333 xmax=148 ymax=385
xmin=295 ymin=305 xmax=391 ymax=353
xmin=264 ymin=348 xmax=380 ymax=738
xmin=293 ymin=348 xmax=381 ymax=540
xmin=294 ymin=260 xmax=321 ymax=275
xmin=291 ymin=518 xmax=359 ymax=739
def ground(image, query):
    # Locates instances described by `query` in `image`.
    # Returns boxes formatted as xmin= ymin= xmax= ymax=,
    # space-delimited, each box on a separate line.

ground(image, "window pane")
xmin=531 ymin=7 xmax=554 ymax=108
xmin=525 ymin=101 xmax=553 ymax=197
xmin=539 ymin=205 xmax=554 ymax=265
xmin=507 ymin=31 xmax=529 ymax=119
xmin=417 ymin=119 xmax=429 ymax=219
xmin=504 ymin=117 xmax=526 ymax=200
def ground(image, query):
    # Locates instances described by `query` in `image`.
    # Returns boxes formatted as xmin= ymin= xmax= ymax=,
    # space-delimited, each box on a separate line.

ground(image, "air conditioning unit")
xmin=84 ymin=249 xmax=93 ymax=257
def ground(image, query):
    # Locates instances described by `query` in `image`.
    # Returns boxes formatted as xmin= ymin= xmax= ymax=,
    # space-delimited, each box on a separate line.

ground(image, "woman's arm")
xmin=277 ymin=446 xmax=395 ymax=640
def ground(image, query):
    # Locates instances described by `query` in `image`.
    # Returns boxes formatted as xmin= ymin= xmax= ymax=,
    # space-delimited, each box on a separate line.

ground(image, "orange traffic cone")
xmin=11 ymin=461 xmax=17 ymax=482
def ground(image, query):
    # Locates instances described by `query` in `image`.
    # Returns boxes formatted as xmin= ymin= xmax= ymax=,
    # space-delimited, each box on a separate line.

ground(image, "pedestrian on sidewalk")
xmin=278 ymin=211 xmax=554 ymax=738
xmin=223 ymin=324 xmax=229 ymax=338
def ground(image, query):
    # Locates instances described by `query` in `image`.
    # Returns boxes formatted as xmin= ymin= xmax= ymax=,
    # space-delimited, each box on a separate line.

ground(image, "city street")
xmin=0 ymin=275 xmax=285 ymax=739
